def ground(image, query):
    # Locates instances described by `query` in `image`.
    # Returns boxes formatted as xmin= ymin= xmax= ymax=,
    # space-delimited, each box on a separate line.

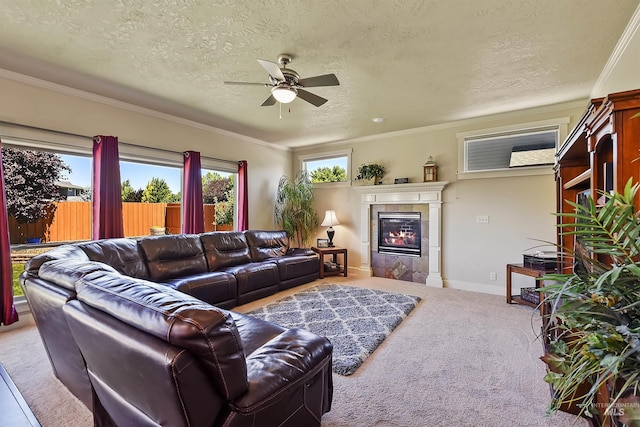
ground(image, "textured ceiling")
xmin=0 ymin=0 xmax=638 ymax=148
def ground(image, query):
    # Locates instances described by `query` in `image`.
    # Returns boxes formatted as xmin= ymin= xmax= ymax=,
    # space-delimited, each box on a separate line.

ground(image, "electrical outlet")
xmin=476 ymin=215 xmax=490 ymax=224
xmin=489 ymin=271 xmax=497 ymax=281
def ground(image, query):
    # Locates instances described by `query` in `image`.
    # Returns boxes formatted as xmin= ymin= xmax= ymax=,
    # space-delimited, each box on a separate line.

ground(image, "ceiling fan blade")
xmin=257 ymin=59 xmax=285 ymax=81
xmin=224 ymin=81 xmax=269 ymax=86
xmin=261 ymin=95 xmax=277 ymax=106
xmin=298 ymin=73 xmax=340 ymax=87
xmin=297 ymin=89 xmax=328 ymax=107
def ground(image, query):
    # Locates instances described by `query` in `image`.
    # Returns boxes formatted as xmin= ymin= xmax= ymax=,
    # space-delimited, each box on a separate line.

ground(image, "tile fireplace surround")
xmin=354 ymin=182 xmax=448 ymax=287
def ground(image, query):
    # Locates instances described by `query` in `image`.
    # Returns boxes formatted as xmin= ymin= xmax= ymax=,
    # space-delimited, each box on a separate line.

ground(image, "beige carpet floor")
xmin=0 ymin=275 xmax=587 ymax=426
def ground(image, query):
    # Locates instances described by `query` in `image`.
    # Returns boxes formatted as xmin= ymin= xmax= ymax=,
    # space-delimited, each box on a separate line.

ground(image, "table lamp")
xmin=321 ymin=210 xmax=340 ymax=247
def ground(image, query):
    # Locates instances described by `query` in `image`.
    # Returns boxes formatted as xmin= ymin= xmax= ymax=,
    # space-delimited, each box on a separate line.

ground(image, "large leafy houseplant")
xmin=540 ymin=179 xmax=640 ymax=424
xmin=274 ymin=171 xmax=319 ymax=248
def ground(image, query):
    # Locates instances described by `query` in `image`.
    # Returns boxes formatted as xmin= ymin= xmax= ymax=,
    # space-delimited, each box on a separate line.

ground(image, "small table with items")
xmin=312 ymin=247 xmax=348 ymax=279
xmin=506 ymin=263 xmax=548 ymax=315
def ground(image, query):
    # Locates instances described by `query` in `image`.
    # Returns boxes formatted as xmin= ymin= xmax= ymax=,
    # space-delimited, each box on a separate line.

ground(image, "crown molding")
xmin=591 ymin=3 xmax=640 ymax=97
xmin=296 ymin=99 xmax=588 ymax=151
xmin=0 ymin=68 xmax=290 ymax=152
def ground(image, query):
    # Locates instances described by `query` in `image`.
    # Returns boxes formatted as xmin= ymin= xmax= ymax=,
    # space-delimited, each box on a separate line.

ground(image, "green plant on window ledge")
xmin=539 ymin=179 xmax=640 ymax=425
xmin=355 ymin=163 xmax=385 ymax=185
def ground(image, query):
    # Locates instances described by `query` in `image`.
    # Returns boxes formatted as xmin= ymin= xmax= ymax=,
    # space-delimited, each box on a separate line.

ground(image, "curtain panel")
xmin=0 ymin=138 xmax=19 ymax=325
xmin=92 ymin=136 xmax=124 ymax=240
xmin=182 ymin=151 xmax=204 ymax=234
xmin=238 ymin=160 xmax=249 ymax=231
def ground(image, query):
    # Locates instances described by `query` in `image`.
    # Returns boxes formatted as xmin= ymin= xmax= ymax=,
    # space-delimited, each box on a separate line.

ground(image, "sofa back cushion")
xmin=200 ymin=232 xmax=251 ymax=271
xmin=25 ymin=245 xmax=90 ymax=277
xmin=74 ymin=270 xmax=248 ymax=400
xmin=244 ymin=230 xmax=289 ymax=262
xmin=38 ymin=259 xmax=120 ymax=292
xmin=78 ymin=238 xmax=149 ymax=279
xmin=138 ymin=234 xmax=208 ymax=281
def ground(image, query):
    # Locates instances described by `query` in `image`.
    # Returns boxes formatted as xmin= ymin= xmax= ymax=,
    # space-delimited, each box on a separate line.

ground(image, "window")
xmin=300 ymin=149 xmax=352 ymax=185
xmin=1 ymin=123 xmax=241 ymax=300
xmin=119 ymin=160 xmax=182 ymax=236
xmin=202 ymin=169 xmax=235 ymax=230
xmin=2 ymin=146 xmax=92 ymax=299
xmin=457 ymin=118 xmax=570 ymax=179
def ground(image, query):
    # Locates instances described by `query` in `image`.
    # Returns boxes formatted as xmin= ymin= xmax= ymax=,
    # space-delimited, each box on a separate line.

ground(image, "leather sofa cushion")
xmin=236 ymin=328 xmax=333 ymax=409
xmin=38 ymin=259 xmax=119 ymax=292
xmin=270 ymin=256 xmax=319 ymax=281
xmin=200 ymin=232 xmax=252 ymax=270
xmin=244 ymin=230 xmax=289 ymax=262
xmin=221 ymin=262 xmax=279 ymax=295
xmin=162 ymin=271 xmax=237 ymax=307
xmin=64 ymin=299 xmax=222 ymax=427
xmin=139 ymin=234 xmax=208 ymax=281
xmin=25 ymin=245 xmax=90 ymax=276
xmin=78 ymin=238 xmax=149 ymax=279
xmin=74 ymin=270 xmax=248 ymax=400
xmin=230 ymin=312 xmax=286 ymax=356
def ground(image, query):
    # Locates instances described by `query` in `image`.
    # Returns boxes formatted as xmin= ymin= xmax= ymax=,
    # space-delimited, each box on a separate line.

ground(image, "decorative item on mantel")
xmin=423 ymin=156 xmax=437 ymax=182
xmin=356 ymin=163 xmax=385 ymax=185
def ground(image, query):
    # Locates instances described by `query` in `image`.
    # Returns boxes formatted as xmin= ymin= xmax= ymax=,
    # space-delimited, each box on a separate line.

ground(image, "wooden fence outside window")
xmin=8 ymin=201 xmax=230 ymax=244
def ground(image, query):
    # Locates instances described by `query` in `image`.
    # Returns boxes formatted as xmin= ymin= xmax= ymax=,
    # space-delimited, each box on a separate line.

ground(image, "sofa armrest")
xmin=233 ymin=328 xmax=332 ymax=411
xmin=287 ymin=248 xmax=317 ymax=257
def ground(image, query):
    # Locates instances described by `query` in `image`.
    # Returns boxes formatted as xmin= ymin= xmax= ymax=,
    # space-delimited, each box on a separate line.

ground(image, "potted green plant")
xmin=274 ymin=171 xmax=319 ymax=248
xmin=356 ymin=163 xmax=385 ymax=185
xmin=540 ymin=179 xmax=640 ymax=424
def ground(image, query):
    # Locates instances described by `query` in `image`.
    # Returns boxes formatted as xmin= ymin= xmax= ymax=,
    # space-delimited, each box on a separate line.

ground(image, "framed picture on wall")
xmin=316 ymin=238 xmax=329 ymax=248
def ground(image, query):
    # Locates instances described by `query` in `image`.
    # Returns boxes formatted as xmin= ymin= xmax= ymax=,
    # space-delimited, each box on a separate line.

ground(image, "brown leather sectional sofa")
xmin=20 ymin=230 xmax=332 ymax=426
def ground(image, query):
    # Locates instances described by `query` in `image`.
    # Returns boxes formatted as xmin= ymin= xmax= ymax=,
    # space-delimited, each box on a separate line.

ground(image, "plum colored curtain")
xmin=92 ymin=135 xmax=124 ymax=240
xmin=237 ymin=160 xmax=249 ymax=231
xmin=182 ymin=151 xmax=204 ymax=234
xmin=0 ymin=138 xmax=18 ymax=325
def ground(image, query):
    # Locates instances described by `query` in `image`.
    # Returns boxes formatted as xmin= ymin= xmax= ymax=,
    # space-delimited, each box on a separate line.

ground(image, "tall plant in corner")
xmin=274 ymin=171 xmax=319 ymax=248
xmin=540 ymin=179 xmax=640 ymax=423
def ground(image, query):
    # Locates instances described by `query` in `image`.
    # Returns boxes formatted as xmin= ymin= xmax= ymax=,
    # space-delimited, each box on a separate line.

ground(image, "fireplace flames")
xmin=384 ymin=230 xmax=416 ymax=246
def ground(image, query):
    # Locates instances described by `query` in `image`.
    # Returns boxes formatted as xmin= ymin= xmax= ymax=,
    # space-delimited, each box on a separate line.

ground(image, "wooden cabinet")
xmin=555 ymin=89 xmax=640 ymax=272
xmin=553 ymin=89 xmax=640 ymax=423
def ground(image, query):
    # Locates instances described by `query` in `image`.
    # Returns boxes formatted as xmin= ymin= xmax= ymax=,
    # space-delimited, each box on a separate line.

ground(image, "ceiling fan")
xmin=223 ymin=54 xmax=339 ymax=107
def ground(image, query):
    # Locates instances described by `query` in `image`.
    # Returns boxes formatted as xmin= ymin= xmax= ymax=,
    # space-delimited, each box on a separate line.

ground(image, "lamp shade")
xmin=271 ymin=86 xmax=297 ymax=103
xmin=321 ymin=210 xmax=340 ymax=227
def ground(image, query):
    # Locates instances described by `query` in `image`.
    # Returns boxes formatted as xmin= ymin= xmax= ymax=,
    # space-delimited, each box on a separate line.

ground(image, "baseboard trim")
xmin=444 ymin=280 xmax=504 ymax=296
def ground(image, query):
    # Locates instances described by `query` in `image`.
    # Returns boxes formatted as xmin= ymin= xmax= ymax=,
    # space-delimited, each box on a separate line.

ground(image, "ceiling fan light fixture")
xmin=272 ymin=86 xmax=297 ymax=103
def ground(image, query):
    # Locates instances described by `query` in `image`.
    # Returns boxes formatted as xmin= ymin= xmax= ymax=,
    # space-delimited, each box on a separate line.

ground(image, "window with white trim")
xmin=457 ymin=118 xmax=570 ymax=179
xmin=300 ymin=149 xmax=352 ymax=185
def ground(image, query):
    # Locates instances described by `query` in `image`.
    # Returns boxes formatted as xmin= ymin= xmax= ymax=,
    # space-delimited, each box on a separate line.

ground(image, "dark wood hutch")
xmin=555 ymin=89 xmax=640 ymax=272
xmin=553 ymin=89 xmax=640 ymax=424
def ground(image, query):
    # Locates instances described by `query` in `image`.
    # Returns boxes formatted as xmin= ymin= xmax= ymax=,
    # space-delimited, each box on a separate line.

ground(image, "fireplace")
xmin=378 ymin=212 xmax=421 ymax=256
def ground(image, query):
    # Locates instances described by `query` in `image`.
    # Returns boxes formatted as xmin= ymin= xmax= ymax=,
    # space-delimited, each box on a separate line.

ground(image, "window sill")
xmin=312 ymin=181 xmax=351 ymax=189
xmin=457 ymin=165 xmax=553 ymax=180
xmin=14 ymin=298 xmax=30 ymax=315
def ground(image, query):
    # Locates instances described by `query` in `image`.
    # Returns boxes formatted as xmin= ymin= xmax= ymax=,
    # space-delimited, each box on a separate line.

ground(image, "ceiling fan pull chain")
xmin=279 ymin=102 xmax=282 ymax=120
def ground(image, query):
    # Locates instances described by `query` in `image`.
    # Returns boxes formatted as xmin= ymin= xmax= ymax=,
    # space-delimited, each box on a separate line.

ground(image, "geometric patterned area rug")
xmin=247 ymin=284 xmax=422 ymax=376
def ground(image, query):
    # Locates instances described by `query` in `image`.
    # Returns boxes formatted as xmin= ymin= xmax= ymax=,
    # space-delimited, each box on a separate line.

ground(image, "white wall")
xmin=0 ymin=72 xmax=291 ymax=230
xmin=295 ymin=103 xmax=587 ymax=294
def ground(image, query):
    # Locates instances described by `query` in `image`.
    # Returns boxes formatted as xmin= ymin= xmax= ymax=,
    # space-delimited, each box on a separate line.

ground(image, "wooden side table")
xmin=312 ymin=247 xmax=348 ymax=279
xmin=506 ymin=263 xmax=546 ymax=315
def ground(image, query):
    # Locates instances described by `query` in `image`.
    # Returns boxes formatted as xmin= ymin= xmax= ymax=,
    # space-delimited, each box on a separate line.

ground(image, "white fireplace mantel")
xmin=353 ymin=182 xmax=448 ymax=287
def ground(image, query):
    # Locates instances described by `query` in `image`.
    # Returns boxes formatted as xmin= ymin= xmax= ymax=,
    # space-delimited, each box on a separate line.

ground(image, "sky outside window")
xmin=61 ymin=155 xmax=182 ymax=193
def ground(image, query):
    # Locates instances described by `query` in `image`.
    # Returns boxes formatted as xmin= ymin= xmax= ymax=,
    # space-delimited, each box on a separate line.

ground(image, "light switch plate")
xmin=476 ymin=215 xmax=490 ymax=224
